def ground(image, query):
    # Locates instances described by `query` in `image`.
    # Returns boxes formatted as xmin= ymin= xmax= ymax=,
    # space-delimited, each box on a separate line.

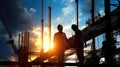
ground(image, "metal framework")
xmin=0 ymin=0 xmax=120 ymax=66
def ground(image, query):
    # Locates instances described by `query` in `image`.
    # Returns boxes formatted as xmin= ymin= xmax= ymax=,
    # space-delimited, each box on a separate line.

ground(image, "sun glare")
xmin=31 ymin=27 xmax=53 ymax=52
xmin=28 ymin=56 xmax=37 ymax=62
xmin=44 ymin=27 xmax=53 ymax=52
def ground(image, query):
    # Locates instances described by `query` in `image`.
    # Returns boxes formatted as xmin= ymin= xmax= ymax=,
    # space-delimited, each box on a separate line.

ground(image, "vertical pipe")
xmin=27 ymin=32 xmax=29 ymax=51
xmin=18 ymin=33 xmax=20 ymax=48
xmin=41 ymin=20 xmax=44 ymax=52
xmin=26 ymin=31 xmax=29 ymax=65
xmin=24 ymin=31 xmax=27 ymax=67
xmin=48 ymin=6 xmax=51 ymax=50
xmin=25 ymin=32 xmax=27 ymax=47
xmin=91 ymin=0 xmax=96 ymax=52
xmin=104 ymin=0 xmax=116 ymax=64
xmin=27 ymin=31 xmax=29 ymax=50
xmin=75 ymin=0 xmax=78 ymax=27
xmin=20 ymin=33 xmax=21 ymax=47
xmin=41 ymin=0 xmax=44 ymax=52
xmin=24 ymin=32 xmax=26 ymax=47
xmin=21 ymin=33 xmax=24 ymax=47
xmin=91 ymin=0 xmax=95 ymax=23
xmin=104 ymin=0 xmax=112 ymax=40
xmin=25 ymin=31 xmax=28 ymax=48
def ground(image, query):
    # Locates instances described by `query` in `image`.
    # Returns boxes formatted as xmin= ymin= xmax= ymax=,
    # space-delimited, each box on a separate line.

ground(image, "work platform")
xmin=82 ymin=8 xmax=120 ymax=41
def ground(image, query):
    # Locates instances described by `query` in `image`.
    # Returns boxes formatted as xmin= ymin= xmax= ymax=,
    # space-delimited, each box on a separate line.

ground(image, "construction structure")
xmin=0 ymin=0 xmax=120 ymax=67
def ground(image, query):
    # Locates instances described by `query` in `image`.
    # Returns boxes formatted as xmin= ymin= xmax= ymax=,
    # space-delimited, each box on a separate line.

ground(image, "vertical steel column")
xmin=18 ymin=33 xmax=21 ymax=48
xmin=104 ymin=0 xmax=116 ymax=64
xmin=104 ymin=0 xmax=113 ymax=40
xmin=48 ymin=6 xmax=51 ymax=50
xmin=41 ymin=0 xmax=44 ymax=52
xmin=91 ymin=0 xmax=96 ymax=52
xmin=75 ymin=0 xmax=78 ymax=27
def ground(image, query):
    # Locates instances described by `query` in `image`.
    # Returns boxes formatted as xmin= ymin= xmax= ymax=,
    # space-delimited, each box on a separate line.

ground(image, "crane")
xmin=0 ymin=15 xmax=29 ymax=67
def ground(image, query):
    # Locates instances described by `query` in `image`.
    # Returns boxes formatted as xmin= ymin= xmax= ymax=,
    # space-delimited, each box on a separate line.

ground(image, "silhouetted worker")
xmin=53 ymin=24 xmax=68 ymax=63
xmin=71 ymin=24 xmax=84 ymax=67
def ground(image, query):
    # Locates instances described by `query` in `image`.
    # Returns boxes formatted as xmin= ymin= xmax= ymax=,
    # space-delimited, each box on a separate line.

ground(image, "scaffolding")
xmin=0 ymin=0 xmax=120 ymax=66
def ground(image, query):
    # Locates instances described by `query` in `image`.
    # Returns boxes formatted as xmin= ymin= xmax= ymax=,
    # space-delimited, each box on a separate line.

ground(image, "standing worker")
xmin=53 ymin=24 xmax=68 ymax=63
xmin=71 ymin=24 xmax=84 ymax=67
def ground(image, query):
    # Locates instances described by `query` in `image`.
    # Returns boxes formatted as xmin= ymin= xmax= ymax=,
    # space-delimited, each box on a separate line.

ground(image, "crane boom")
xmin=0 ymin=15 xmax=18 ymax=54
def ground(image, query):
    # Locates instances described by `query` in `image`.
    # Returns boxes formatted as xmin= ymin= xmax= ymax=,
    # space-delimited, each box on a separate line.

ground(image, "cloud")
xmin=0 ymin=0 xmax=36 ymax=61
xmin=99 ymin=9 xmax=105 ymax=16
xmin=0 ymin=0 xmax=36 ymax=36
xmin=56 ymin=17 xmax=63 ymax=23
xmin=79 ymin=0 xmax=104 ymax=15
xmin=62 ymin=5 xmax=73 ymax=16
xmin=62 ymin=0 xmax=75 ymax=4
xmin=30 ymin=8 xmax=36 ymax=14
xmin=69 ymin=0 xmax=75 ymax=3
xmin=52 ymin=0 xmax=84 ymax=38
xmin=0 ymin=35 xmax=17 ymax=61
xmin=54 ymin=1 xmax=74 ymax=23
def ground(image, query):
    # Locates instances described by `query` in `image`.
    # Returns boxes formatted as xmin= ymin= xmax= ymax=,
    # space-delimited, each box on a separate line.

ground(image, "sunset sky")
xmin=0 ymin=0 xmax=119 ymax=61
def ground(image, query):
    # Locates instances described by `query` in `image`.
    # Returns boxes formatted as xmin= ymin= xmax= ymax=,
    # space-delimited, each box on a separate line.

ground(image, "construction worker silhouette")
xmin=71 ymin=24 xmax=84 ymax=66
xmin=53 ymin=24 xmax=68 ymax=63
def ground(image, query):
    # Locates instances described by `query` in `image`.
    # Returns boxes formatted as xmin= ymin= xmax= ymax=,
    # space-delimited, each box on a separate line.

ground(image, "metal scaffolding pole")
xmin=91 ymin=0 xmax=96 ymax=52
xmin=75 ymin=0 xmax=78 ymax=27
xmin=48 ymin=6 xmax=51 ymax=50
xmin=104 ymin=0 xmax=116 ymax=64
xmin=41 ymin=0 xmax=44 ymax=52
xmin=104 ymin=0 xmax=113 ymax=40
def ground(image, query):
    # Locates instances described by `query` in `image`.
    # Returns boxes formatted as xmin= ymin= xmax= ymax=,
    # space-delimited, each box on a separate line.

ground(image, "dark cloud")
xmin=0 ymin=0 xmax=36 ymax=61
xmin=0 ymin=20 xmax=7 ymax=35
xmin=0 ymin=0 xmax=35 ymax=36
xmin=0 ymin=35 xmax=17 ymax=61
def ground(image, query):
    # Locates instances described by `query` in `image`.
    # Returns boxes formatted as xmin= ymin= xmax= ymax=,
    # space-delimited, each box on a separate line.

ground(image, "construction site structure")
xmin=0 ymin=0 xmax=120 ymax=67
xmin=18 ymin=31 xmax=29 ymax=67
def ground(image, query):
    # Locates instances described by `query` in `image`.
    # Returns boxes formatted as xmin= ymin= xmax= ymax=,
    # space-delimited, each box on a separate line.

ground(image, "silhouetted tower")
xmin=48 ymin=0 xmax=51 ymax=50
xmin=18 ymin=31 xmax=29 ymax=67
xmin=1 ymin=10 xmax=30 ymax=67
xmin=41 ymin=0 xmax=44 ymax=52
